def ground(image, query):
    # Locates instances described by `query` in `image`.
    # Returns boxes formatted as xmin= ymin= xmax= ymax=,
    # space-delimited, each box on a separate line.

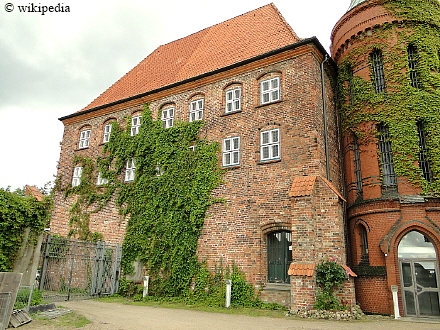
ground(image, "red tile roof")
xmin=25 ymin=185 xmax=44 ymax=201
xmin=288 ymin=263 xmax=316 ymax=276
xmin=289 ymin=176 xmax=346 ymax=202
xmin=81 ymin=3 xmax=299 ymax=112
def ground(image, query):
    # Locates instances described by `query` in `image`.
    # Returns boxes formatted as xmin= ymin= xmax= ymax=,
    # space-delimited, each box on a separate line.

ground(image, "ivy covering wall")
xmin=337 ymin=0 xmax=440 ymax=195
xmin=61 ymin=105 xmax=223 ymax=296
xmin=0 ymin=188 xmax=50 ymax=271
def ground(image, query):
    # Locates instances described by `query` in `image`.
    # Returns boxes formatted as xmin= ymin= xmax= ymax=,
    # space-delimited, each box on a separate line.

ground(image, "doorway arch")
xmin=398 ymin=230 xmax=440 ymax=317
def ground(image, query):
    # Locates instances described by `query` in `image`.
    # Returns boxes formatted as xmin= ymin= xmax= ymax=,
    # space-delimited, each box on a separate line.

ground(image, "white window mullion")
xmin=222 ymin=136 xmax=240 ymax=166
xmin=260 ymin=77 xmax=280 ymax=105
xmin=131 ymin=116 xmax=142 ymax=136
xmin=79 ymin=129 xmax=91 ymax=149
xmin=103 ymin=124 xmax=112 ymax=143
xmin=72 ymin=166 xmax=82 ymax=187
xmin=225 ymin=88 xmax=241 ymax=113
xmin=260 ymin=128 xmax=280 ymax=161
xmin=125 ymin=158 xmax=136 ymax=182
xmin=189 ymin=99 xmax=204 ymax=122
xmin=161 ymin=108 xmax=175 ymax=128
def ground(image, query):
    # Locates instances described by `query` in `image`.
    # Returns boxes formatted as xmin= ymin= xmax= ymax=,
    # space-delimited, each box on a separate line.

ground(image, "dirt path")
xmin=19 ymin=300 xmax=440 ymax=330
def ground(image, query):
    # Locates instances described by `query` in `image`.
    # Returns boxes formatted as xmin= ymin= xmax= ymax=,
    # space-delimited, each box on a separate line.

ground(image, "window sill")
xmin=75 ymin=147 xmax=90 ymax=151
xmin=257 ymin=159 xmax=281 ymax=165
xmin=220 ymin=110 xmax=242 ymax=117
xmin=255 ymin=100 xmax=283 ymax=108
xmin=223 ymin=165 xmax=241 ymax=170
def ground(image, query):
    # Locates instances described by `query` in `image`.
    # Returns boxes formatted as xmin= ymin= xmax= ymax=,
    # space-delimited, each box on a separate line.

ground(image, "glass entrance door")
xmin=400 ymin=260 xmax=440 ymax=316
xmin=398 ymin=231 xmax=440 ymax=317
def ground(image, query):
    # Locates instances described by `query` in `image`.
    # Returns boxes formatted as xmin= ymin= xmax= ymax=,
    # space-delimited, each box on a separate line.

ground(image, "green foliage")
xmin=338 ymin=0 xmax=440 ymax=195
xmin=118 ymin=278 xmax=144 ymax=301
xmin=61 ymin=104 xmax=223 ymax=296
xmin=14 ymin=288 xmax=44 ymax=309
xmin=314 ymin=259 xmax=347 ymax=311
xmin=0 ymin=188 xmax=50 ymax=271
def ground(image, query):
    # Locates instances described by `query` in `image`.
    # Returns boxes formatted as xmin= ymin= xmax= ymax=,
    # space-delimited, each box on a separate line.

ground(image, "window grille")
xmin=417 ymin=122 xmax=433 ymax=182
xmin=189 ymin=99 xmax=204 ymax=122
xmin=370 ymin=49 xmax=386 ymax=93
xmin=222 ymin=137 xmax=240 ymax=166
xmin=260 ymin=77 xmax=280 ymax=104
xmin=161 ymin=108 xmax=174 ymax=128
xmin=359 ymin=225 xmax=369 ymax=264
xmin=260 ymin=128 xmax=280 ymax=161
xmin=408 ymin=45 xmax=420 ymax=89
xmin=377 ymin=124 xmax=396 ymax=188
xmin=79 ymin=129 xmax=91 ymax=149
xmin=353 ymin=135 xmax=363 ymax=198
xmin=225 ymin=88 xmax=241 ymax=113
xmin=131 ymin=116 xmax=142 ymax=136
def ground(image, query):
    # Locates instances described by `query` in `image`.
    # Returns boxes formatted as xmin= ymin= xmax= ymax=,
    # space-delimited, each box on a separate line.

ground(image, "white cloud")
xmin=0 ymin=0 xmax=349 ymax=190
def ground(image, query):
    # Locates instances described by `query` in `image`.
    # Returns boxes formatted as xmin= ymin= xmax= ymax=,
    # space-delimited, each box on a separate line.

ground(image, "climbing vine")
xmin=61 ymin=104 xmax=223 ymax=296
xmin=0 ymin=188 xmax=50 ymax=271
xmin=338 ymin=0 xmax=440 ymax=195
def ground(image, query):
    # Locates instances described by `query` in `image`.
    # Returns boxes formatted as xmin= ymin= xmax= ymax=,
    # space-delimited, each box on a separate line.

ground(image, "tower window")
xmin=377 ymin=124 xmax=396 ymax=188
xmin=408 ymin=45 xmax=421 ymax=89
xmin=370 ymin=49 xmax=386 ymax=93
xmin=417 ymin=121 xmax=433 ymax=182
xmin=353 ymin=135 xmax=363 ymax=199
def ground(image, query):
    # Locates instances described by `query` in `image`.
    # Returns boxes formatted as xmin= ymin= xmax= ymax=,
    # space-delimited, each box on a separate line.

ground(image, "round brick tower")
xmin=332 ymin=0 xmax=440 ymax=316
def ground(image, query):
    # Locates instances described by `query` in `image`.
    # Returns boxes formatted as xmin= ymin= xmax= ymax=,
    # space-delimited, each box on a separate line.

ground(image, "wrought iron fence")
xmin=38 ymin=235 xmax=122 ymax=303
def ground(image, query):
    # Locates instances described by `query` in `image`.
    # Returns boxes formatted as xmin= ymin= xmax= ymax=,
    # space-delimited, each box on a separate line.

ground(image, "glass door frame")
xmin=399 ymin=258 xmax=440 ymax=317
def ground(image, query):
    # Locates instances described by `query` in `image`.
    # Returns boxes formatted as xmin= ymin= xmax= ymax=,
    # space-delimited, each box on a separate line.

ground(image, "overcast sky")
xmin=0 ymin=0 xmax=350 ymax=191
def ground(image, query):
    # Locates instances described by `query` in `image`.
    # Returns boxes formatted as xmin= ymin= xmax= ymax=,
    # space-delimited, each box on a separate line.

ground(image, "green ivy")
xmin=0 ymin=188 xmax=50 ymax=271
xmin=314 ymin=259 xmax=348 ymax=311
xmin=61 ymin=104 xmax=223 ymax=296
xmin=337 ymin=0 xmax=440 ymax=195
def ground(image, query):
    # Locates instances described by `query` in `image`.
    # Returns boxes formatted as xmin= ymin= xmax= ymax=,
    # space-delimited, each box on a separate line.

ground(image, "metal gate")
xmin=38 ymin=235 xmax=122 ymax=302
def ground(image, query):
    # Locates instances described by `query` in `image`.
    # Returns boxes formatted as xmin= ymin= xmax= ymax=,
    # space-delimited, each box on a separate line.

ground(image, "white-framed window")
xmin=189 ymin=145 xmax=195 ymax=152
xmin=260 ymin=77 xmax=280 ymax=104
xmin=125 ymin=158 xmax=136 ymax=182
xmin=225 ymin=88 xmax=241 ymax=113
xmin=260 ymin=128 xmax=280 ymax=161
xmin=222 ymin=136 xmax=240 ymax=167
xmin=131 ymin=115 xmax=142 ymax=136
xmin=161 ymin=108 xmax=174 ymax=128
xmin=155 ymin=164 xmax=164 ymax=177
xmin=78 ymin=129 xmax=91 ymax=149
xmin=189 ymin=99 xmax=204 ymax=122
xmin=72 ymin=166 xmax=82 ymax=187
xmin=102 ymin=123 xmax=112 ymax=143
xmin=97 ymin=172 xmax=109 ymax=185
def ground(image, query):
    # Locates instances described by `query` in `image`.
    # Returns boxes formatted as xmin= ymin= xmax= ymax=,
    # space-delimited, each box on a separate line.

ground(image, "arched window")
xmin=359 ymin=225 xmax=369 ymax=264
xmin=377 ymin=124 xmax=396 ymax=189
xmin=417 ymin=121 xmax=433 ymax=183
xmin=370 ymin=49 xmax=386 ymax=93
xmin=267 ymin=231 xmax=292 ymax=283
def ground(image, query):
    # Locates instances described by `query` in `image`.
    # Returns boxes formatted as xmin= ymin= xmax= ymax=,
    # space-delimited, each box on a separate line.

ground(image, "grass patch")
xmin=34 ymin=311 xmax=91 ymax=328
xmin=95 ymin=296 xmax=289 ymax=319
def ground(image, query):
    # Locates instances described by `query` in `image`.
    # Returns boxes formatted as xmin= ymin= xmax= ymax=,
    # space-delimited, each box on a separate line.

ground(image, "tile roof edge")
xmin=59 ymin=37 xmax=331 ymax=122
xmin=319 ymin=176 xmax=347 ymax=202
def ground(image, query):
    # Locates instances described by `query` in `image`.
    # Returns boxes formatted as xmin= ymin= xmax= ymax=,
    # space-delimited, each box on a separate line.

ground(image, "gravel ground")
xmin=17 ymin=300 xmax=440 ymax=330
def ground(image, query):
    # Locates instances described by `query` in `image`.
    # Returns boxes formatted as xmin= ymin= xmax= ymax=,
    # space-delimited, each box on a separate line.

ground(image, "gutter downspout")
xmin=321 ymin=54 xmax=330 ymax=181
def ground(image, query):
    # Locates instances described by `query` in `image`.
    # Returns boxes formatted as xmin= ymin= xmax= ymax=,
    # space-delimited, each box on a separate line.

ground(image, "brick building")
xmin=332 ymin=0 xmax=440 ymax=317
xmin=51 ymin=0 xmax=440 ymax=316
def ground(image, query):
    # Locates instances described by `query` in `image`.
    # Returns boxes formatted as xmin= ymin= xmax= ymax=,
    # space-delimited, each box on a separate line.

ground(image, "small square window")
xmin=260 ymin=128 xmax=280 ymax=161
xmin=225 ymin=88 xmax=241 ymax=113
xmin=223 ymin=136 xmax=240 ymax=167
xmin=78 ymin=129 xmax=91 ymax=149
xmin=189 ymin=99 xmax=204 ymax=122
xmin=260 ymin=77 xmax=280 ymax=105
xmin=125 ymin=158 xmax=136 ymax=182
xmin=97 ymin=172 xmax=109 ymax=185
xmin=161 ymin=108 xmax=174 ymax=128
xmin=131 ymin=115 xmax=142 ymax=136
xmin=72 ymin=166 xmax=82 ymax=187
xmin=103 ymin=123 xmax=112 ymax=143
